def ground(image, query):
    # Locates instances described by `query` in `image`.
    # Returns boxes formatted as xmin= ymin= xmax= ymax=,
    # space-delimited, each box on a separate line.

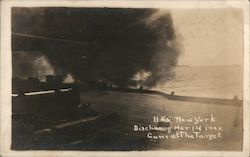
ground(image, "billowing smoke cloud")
xmin=12 ymin=52 xmax=55 ymax=80
xmin=12 ymin=8 xmax=181 ymax=88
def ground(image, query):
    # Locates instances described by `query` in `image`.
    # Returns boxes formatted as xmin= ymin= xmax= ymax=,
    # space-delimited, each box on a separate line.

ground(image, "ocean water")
xmin=154 ymin=65 xmax=243 ymax=99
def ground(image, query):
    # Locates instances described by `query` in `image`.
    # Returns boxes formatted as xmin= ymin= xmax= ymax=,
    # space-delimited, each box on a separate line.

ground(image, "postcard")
xmin=1 ymin=0 xmax=249 ymax=157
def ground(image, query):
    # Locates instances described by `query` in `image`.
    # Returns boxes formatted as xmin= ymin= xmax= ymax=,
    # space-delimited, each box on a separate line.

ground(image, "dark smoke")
xmin=12 ymin=52 xmax=55 ymax=79
xmin=12 ymin=7 xmax=181 ymax=88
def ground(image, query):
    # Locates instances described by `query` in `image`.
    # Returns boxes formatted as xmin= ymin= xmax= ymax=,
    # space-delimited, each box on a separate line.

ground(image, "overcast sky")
xmin=168 ymin=8 xmax=243 ymax=66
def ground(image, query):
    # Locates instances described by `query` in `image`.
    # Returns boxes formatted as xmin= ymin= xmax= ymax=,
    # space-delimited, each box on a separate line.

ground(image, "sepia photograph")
xmin=1 ymin=1 xmax=249 ymax=157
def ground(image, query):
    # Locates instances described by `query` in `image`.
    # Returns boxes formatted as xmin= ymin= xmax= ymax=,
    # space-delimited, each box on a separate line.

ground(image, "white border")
xmin=1 ymin=1 xmax=249 ymax=157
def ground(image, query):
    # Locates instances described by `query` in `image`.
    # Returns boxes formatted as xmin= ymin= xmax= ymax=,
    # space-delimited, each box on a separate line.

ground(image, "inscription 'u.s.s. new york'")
xmin=153 ymin=114 xmax=216 ymax=124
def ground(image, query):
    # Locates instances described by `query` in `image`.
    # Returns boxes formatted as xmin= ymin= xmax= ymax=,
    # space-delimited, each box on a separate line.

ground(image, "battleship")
xmin=11 ymin=75 xmax=243 ymax=150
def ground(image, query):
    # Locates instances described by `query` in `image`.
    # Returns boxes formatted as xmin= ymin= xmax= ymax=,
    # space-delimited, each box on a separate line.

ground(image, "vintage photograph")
xmin=0 ymin=1 xmax=247 ymax=156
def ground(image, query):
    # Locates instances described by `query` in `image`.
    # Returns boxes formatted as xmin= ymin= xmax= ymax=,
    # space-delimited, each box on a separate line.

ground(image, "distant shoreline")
xmin=176 ymin=64 xmax=242 ymax=68
xmin=100 ymin=87 xmax=242 ymax=106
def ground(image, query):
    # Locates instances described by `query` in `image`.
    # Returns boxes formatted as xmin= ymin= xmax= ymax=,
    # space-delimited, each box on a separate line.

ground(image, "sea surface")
xmin=154 ymin=65 xmax=243 ymax=99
